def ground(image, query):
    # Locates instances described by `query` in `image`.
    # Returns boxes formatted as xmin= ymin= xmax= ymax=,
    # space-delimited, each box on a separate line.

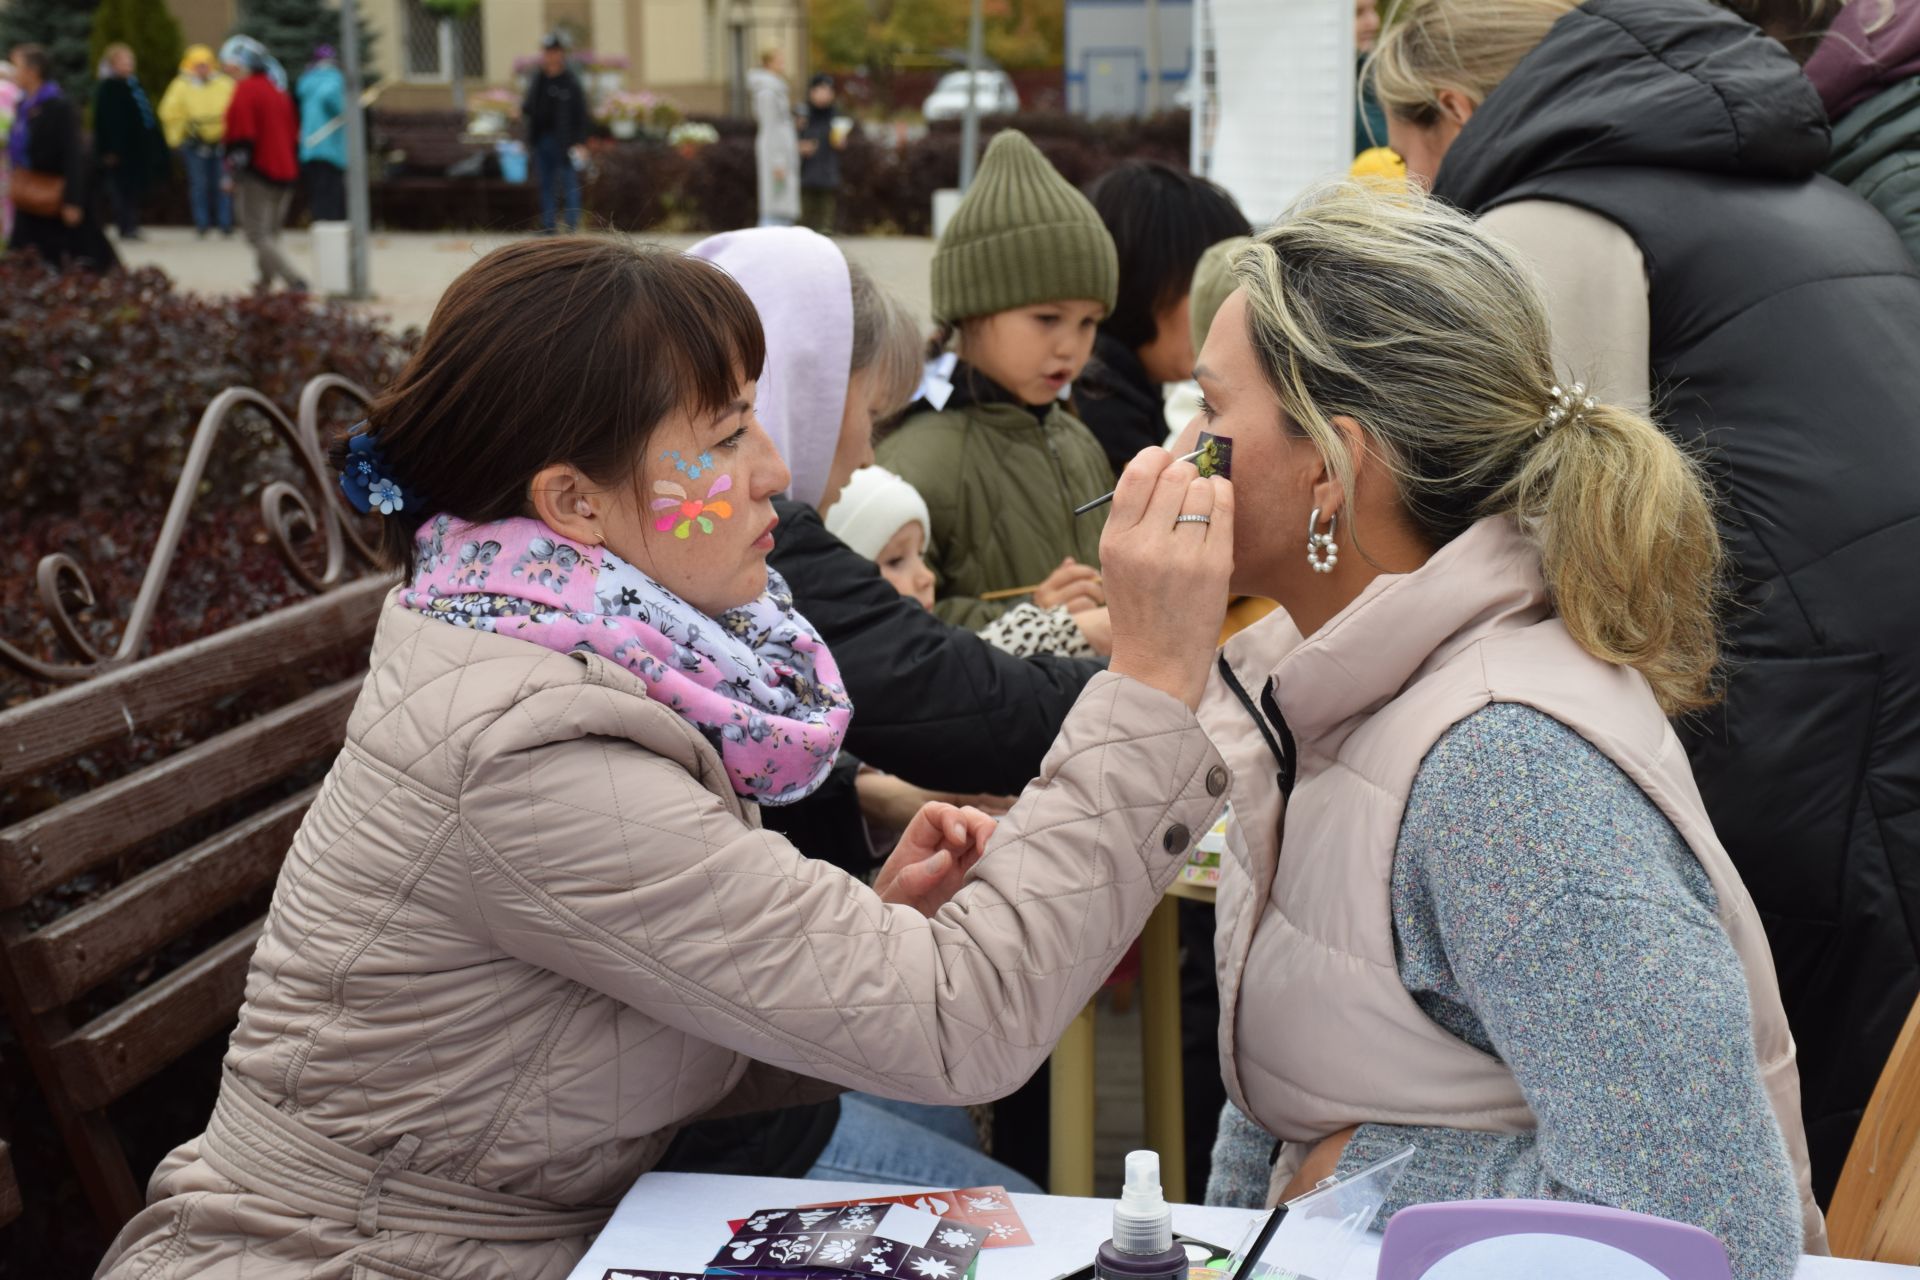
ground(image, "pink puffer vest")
xmin=1199 ymin=517 xmax=1825 ymax=1251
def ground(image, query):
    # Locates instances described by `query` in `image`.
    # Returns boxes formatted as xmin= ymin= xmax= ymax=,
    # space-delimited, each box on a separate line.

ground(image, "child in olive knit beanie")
xmin=875 ymin=130 xmax=1120 ymax=631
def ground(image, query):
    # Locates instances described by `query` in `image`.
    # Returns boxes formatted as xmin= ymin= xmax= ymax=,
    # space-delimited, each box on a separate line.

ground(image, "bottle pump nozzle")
xmin=1112 ymin=1150 xmax=1175 ymax=1255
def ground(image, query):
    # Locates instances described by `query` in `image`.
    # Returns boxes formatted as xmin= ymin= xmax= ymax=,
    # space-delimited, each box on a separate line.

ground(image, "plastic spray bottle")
xmin=1095 ymin=1151 xmax=1191 ymax=1280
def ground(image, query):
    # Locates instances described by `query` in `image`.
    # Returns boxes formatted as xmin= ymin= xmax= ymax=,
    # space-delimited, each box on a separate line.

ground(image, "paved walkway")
xmin=115 ymin=227 xmax=939 ymax=333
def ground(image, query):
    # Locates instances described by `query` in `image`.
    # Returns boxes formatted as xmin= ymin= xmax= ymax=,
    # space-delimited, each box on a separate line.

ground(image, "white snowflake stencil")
xmin=797 ymin=1209 xmax=838 ymax=1228
xmin=816 ymin=1238 xmax=859 ymax=1265
xmin=909 ymin=1257 xmax=956 ymax=1279
xmin=861 ymin=1248 xmax=893 ymax=1274
xmin=748 ymin=1214 xmax=782 ymax=1231
xmin=839 ymin=1208 xmax=878 ymax=1232
xmin=934 ymin=1227 xmax=976 ymax=1250
xmin=987 ymin=1222 xmax=1020 ymax=1241
xmin=963 ymin=1194 xmax=1007 ymax=1213
xmin=768 ymin=1238 xmax=814 ymax=1265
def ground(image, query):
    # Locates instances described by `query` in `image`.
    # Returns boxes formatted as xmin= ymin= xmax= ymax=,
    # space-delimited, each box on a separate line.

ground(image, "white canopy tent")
xmin=1190 ymin=0 xmax=1356 ymax=225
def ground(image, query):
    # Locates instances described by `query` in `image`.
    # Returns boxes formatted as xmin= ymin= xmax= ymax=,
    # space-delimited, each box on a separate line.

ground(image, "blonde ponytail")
xmin=1233 ymin=182 xmax=1727 ymax=715
xmin=1497 ymin=403 xmax=1725 ymax=713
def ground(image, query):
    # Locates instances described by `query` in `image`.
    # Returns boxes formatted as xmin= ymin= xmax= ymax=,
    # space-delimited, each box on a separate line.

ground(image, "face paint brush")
xmin=1072 ymin=432 xmax=1234 ymax=517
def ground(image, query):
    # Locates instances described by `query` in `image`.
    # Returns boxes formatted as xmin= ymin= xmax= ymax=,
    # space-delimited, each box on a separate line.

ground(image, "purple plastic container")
xmin=1375 ymin=1199 xmax=1734 ymax=1280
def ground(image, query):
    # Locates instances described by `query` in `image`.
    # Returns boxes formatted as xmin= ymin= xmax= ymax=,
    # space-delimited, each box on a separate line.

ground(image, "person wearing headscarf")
xmin=5 ymin=43 xmax=117 ymax=270
xmin=221 ymin=35 xmax=307 ymax=292
xmin=159 ymin=44 xmax=235 ymax=237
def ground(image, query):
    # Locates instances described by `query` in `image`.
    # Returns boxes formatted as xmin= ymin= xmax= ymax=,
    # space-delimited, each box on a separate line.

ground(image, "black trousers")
xmin=106 ymin=167 xmax=144 ymax=237
xmin=304 ymin=160 xmax=346 ymax=221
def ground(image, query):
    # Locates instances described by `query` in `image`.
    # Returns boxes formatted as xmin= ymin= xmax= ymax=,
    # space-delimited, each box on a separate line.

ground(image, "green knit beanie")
xmin=1189 ymin=235 xmax=1252 ymax=354
xmin=931 ymin=130 xmax=1119 ymax=324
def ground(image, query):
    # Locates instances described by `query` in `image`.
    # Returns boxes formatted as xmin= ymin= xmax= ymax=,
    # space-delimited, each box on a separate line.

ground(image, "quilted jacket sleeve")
xmin=454 ymin=671 xmax=1227 ymax=1106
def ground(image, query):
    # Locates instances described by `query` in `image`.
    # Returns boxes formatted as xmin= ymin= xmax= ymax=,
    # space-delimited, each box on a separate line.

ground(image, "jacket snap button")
xmin=1206 ymin=765 xmax=1229 ymax=797
xmin=1163 ymin=824 xmax=1191 ymax=854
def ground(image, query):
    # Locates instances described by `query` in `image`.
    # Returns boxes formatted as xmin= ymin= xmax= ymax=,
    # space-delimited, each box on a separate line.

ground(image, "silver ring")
xmin=1175 ymin=513 xmax=1212 ymax=526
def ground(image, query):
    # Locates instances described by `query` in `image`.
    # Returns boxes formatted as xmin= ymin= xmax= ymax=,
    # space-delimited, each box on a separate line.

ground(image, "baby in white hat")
xmin=827 ymin=467 xmax=1103 ymax=659
xmin=824 ymin=464 xmax=938 ymax=610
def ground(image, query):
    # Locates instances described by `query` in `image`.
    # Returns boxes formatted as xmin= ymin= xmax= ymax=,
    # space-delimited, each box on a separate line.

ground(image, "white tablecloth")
xmin=569 ymin=1173 xmax=1918 ymax=1280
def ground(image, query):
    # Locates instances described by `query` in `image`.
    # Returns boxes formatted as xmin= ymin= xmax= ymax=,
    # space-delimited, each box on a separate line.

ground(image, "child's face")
xmin=963 ymin=300 xmax=1106 ymax=407
xmin=876 ymin=521 xmax=937 ymax=611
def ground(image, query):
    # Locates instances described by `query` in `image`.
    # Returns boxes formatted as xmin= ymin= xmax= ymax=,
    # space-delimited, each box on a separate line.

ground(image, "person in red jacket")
xmin=219 ymin=35 xmax=306 ymax=292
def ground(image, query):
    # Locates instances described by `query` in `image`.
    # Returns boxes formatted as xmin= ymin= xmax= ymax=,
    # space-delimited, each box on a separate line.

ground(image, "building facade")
xmin=1064 ymin=0 xmax=1192 ymax=117
xmin=164 ymin=0 xmax=805 ymax=114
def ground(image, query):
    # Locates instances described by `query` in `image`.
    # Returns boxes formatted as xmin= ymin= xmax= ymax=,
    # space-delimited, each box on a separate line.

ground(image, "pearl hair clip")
xmin=1538 ymin=382 xmax=1597 ymax=439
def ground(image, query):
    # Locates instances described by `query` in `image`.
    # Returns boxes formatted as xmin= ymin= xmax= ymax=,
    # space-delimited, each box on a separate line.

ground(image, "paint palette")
xmin=1195 ymin=432 xmax=1233 ymax=480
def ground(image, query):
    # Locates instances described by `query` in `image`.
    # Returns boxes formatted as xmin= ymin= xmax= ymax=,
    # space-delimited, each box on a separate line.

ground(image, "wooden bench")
xmin=0 ymin=375 xmax=390 ymax=1236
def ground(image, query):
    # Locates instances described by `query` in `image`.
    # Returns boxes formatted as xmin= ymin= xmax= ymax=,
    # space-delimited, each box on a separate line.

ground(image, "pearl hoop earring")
xmin=1308 ymin=508 xmax=1339 ymax=574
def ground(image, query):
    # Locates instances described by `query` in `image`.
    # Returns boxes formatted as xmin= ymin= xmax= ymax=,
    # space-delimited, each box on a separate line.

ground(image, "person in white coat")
xmin=750 ymin=46 xmax=801 ymax=227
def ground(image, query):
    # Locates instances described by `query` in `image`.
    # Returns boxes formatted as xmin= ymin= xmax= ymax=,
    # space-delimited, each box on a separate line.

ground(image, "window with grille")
xmin=401 ymin=0 xmax=485 ymax=81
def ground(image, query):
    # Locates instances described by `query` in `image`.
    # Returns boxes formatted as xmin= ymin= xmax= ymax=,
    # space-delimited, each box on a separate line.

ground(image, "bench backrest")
xmin=0 ymin=376 xmax=388 ymax=1236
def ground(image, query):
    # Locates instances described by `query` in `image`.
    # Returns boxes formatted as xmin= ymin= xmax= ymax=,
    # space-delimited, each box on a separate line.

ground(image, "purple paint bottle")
xmin=1095 ymin=1152 xmax=1190 ymax=1280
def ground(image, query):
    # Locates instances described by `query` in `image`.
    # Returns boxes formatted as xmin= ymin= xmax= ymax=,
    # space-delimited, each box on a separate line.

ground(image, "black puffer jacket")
xmin=1433 ymin=0 xmax=1920 ymax=1200
xmin=1078 ymin=332 xmax=1167 ymax=478
xmin=761 ymin=497 xmax=1100 ymax=820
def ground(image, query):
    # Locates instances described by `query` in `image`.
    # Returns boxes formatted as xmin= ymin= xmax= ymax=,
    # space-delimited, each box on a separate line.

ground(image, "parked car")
xmin=923 ymin=69 xmax=1021 ymax=121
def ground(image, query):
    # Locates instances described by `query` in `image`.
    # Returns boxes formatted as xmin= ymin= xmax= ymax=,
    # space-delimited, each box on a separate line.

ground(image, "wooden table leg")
xmin=1049 ymin=1000 xmax=1098 ymax=1197
xmin=1141 ymin=894 xmax=1187 ymax=1202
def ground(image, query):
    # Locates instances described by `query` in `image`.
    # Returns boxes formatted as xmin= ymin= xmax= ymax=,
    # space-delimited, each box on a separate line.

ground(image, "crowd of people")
xmin=2 ymin=34 xmax=344 ymax=287
xmin=5 ymin=0 xmax=1916 ymax=1277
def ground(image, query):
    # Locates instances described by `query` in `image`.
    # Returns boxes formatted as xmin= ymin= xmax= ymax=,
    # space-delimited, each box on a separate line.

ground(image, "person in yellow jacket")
xmin=157 ymin=45 xmax=234 ymax=236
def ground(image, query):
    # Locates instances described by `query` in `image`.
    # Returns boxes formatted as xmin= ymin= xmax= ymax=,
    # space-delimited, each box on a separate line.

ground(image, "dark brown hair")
xmin=11 ymin=45 xmax=51 ymax=79
xmin=331 ymin=237 xmax=765 ymax=572
xmin=1082 ymin=160 xmax=1250 ymax=353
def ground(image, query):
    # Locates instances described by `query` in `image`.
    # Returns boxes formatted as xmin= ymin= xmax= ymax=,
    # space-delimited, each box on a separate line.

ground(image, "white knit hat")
xmin=825 ymin=466 xmax=932 ymax=561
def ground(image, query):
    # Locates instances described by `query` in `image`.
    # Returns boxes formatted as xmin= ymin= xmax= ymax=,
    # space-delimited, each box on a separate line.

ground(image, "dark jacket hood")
xmin=1806 ymin=0 xmax=1920 ymax=119
xmin=1432 ymin=0 xmax=1830 ymax=213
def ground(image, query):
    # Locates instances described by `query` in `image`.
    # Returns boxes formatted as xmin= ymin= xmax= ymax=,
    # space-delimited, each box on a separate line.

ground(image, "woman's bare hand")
xmin=875 ymin=802 xmax=998 ymax=916
xmin=1032 ymin=557 xmax=1104 ymax=613
xmin=858 ymin=771 xmax=1014 ymax=831
xmin=1101 ymin=448 xmax=1234 ymax=708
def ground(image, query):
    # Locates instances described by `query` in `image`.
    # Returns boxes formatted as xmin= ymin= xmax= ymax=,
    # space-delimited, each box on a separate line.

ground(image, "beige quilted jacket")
xmin=96 ymin=597 xmax=1229 ymax=1280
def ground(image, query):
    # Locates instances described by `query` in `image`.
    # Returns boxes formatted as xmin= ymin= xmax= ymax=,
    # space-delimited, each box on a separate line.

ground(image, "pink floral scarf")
xmin=400 ymin=515 xmax=852 ymax=805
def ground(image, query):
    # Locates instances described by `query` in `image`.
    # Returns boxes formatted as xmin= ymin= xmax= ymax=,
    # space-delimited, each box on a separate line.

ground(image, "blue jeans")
xmin=806 ymin=1095 xmax=1042 ymax=1192
xmin=184 ymin=143 xmax=231 ymax=232
xmin=535 ymin=134 xmax=581 ymax=232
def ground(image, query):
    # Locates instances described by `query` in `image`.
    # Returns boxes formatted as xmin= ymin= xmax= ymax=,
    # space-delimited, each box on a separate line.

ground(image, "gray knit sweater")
xmin=1205 ymin=703 xmax=1802 ymax=1280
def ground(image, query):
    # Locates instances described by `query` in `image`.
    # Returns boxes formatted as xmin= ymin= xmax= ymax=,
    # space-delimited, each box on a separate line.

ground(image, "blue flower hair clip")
xmin=338 ymin=424 xmax=419 ymax=516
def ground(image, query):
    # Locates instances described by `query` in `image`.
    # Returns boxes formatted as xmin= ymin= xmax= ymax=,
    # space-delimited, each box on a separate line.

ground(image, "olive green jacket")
xmin=877 ymin=399 xmax=1114 ymax=630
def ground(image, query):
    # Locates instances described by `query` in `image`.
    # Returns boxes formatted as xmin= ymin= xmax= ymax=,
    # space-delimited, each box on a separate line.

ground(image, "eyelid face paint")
xmin=650 ymin=474 xmax=735 ymax=538
xmin=1195 ymin=432 xmax=1233 ymax=480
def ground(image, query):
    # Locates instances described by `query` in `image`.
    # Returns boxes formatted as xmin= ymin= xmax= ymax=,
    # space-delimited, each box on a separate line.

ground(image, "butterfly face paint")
xmin=662 ymin=450 xmax=717 ymax=480
xmin=1195 ymin=431 xmax=1233 ymax=480
xmin=652 ymin=474 xmax=735 ymax=539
